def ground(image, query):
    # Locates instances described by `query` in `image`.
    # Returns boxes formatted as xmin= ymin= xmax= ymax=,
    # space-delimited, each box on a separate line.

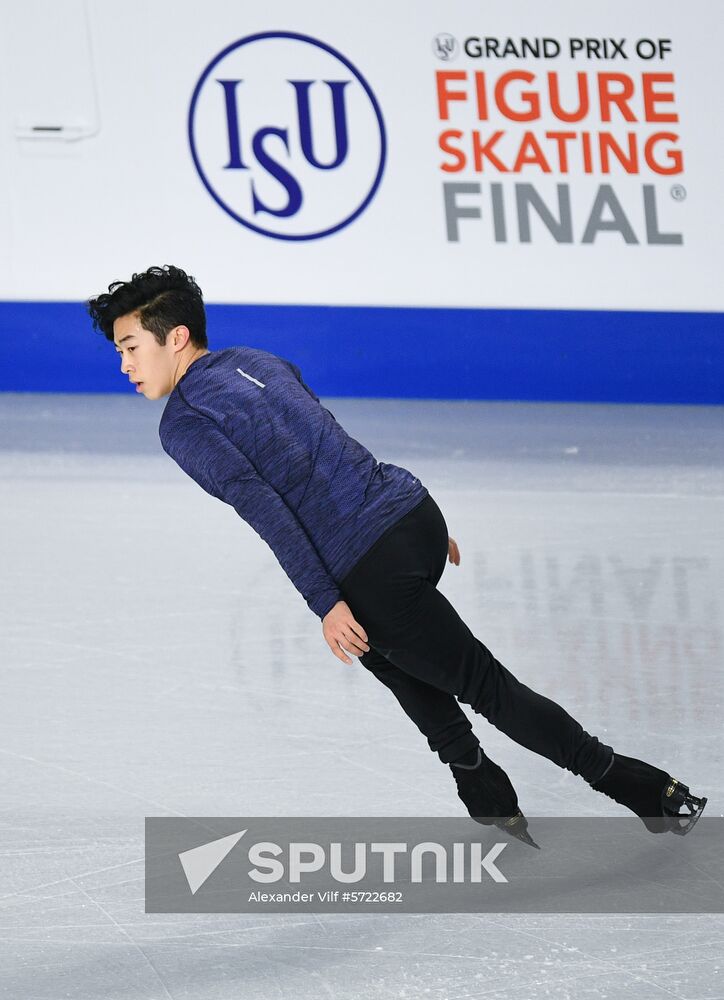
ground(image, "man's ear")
xmin=170 ymin=325 xmax=191 ymax=351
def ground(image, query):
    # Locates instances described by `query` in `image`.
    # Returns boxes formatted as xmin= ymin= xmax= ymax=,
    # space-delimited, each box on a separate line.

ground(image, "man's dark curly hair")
xmin=86 ymin=265 xmax=208 ymax=349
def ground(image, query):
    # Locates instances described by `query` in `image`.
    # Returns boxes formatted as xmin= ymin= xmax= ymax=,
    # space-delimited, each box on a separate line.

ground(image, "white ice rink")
xmin=1 ymin=392 xmax=722 ymax=999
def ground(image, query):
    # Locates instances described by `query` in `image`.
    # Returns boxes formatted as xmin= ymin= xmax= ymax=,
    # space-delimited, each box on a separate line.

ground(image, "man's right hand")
xmin=322 ymin=600 xmax=371 ymax=664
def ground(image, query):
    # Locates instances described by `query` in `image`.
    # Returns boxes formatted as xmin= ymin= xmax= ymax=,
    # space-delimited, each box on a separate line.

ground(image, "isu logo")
xmin=188 ymin=31 xmax=387 ymax=241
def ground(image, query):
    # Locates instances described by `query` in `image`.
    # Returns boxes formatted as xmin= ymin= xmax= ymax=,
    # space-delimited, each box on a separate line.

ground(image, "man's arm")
xmin=160 ymin=409 xmax=343 ymax=620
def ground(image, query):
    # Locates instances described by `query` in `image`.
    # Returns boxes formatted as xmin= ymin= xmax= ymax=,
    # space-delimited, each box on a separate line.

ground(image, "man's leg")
xmin=369 ymin=578 xmax=613 ymax=783
xmin=358 ymin=644 xmax=480 ymax=764
xmin=341 ymin=494 xmax=612 ymax=784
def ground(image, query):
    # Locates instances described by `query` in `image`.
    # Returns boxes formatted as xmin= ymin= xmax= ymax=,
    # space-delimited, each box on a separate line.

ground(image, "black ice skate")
xmin=450 ymin=747 xmax=540 ymax=850
xmin=590 ymin=753 xmax=708 ymax=835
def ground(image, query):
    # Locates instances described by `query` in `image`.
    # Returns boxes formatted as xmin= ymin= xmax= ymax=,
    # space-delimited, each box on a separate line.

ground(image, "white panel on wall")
xmin=8 ymin=0 xmax=99 ymax=141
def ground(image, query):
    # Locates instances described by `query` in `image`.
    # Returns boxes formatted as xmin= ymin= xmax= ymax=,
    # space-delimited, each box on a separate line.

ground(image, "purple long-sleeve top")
xmin=158 ymin=346 xmax=429 ymax=619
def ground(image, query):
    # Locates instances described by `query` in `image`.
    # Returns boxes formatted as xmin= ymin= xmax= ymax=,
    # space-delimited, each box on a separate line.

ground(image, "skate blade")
xmin=664 ymin=782 xmax=709 ymax=837
xmin=648 ymin=781 xmax=708 ymax=836
xmin=470 ymin=811 xmax=541 ymax=849
xmin=495 ymin=812 xmax=541 ymax=850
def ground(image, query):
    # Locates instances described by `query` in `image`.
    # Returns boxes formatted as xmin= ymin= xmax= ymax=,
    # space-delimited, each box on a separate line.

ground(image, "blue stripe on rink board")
xmin=1 ymin=299 xmax=722 ymax=404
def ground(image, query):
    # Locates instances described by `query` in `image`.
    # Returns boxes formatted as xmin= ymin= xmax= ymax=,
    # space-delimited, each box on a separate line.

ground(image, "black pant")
xmin=339 ymin=493 xmax=613 ymax=782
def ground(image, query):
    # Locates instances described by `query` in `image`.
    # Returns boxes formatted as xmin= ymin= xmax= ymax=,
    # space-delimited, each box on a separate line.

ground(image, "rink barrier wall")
xmin=2 ymin=300 xmax=722 ymax=404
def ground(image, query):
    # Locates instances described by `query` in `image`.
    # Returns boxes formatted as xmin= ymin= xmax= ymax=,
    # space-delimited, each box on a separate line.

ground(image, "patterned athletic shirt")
xmin=158 ymin=346 xmax=429 ymax=619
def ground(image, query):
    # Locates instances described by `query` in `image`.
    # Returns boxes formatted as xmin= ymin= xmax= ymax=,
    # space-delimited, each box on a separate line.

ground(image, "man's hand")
xmin=322 ymin=600 xmax=370 ymax=664
xmin=448 ymin=535 xmax=461 ymax=565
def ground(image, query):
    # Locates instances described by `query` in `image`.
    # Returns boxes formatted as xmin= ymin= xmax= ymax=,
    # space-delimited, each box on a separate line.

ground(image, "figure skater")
xmin=87 ymin=265 xmax=707 ymax=848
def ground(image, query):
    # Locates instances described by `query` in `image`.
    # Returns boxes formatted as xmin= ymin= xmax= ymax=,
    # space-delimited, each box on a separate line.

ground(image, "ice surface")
xmin=1 ymin=392 xmax=722 ymax=999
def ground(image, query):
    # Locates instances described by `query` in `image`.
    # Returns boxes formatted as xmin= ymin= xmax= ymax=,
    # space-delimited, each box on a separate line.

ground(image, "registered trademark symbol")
xmin=432 ymin=34 xmax=458 ymax=61
xmin=670 ymin=184 xmax=687 ymax=201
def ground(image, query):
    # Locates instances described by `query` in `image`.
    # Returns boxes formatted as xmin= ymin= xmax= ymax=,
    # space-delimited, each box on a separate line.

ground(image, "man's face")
xmin=113 ymin=313 xmax=177 ymax=400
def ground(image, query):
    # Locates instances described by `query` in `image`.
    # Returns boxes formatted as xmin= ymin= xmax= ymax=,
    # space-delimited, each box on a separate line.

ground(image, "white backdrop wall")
xmin=0 ymin=0 xmax=721 ymax=312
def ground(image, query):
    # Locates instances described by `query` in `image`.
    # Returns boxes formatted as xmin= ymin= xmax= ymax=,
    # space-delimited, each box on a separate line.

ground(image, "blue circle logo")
xmin=188 ymin=31 xmax=387 ymax=241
